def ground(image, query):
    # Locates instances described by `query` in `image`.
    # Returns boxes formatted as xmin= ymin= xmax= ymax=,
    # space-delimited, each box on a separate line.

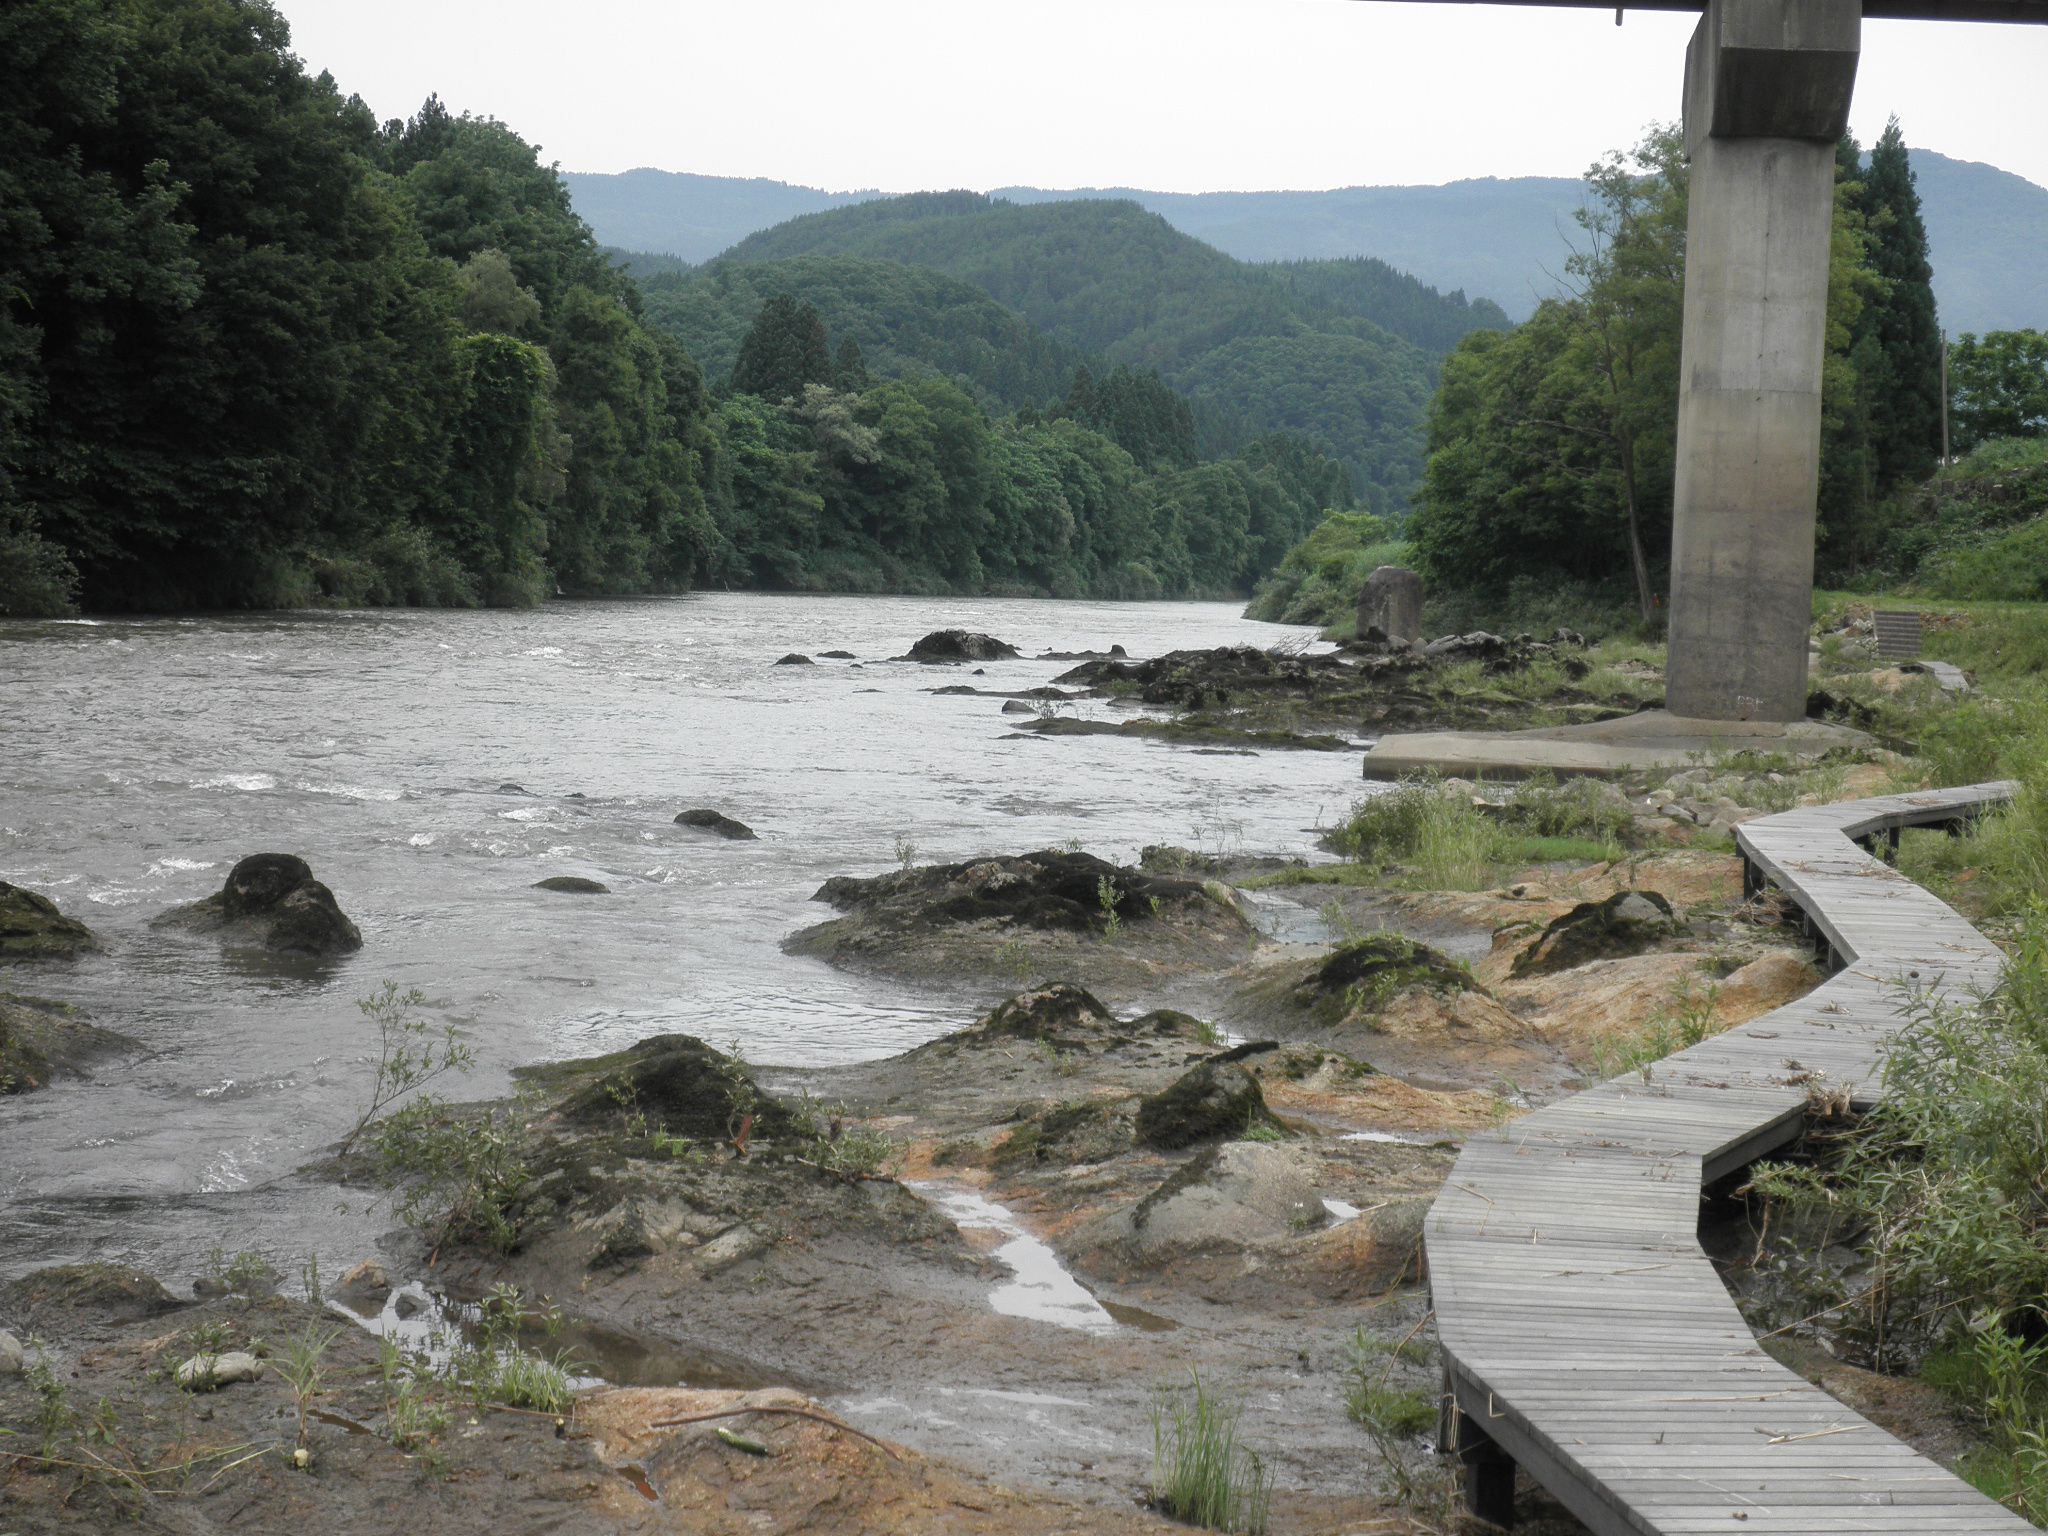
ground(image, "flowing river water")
xmin=0 ymin=593 xmax=1362 ymax=1285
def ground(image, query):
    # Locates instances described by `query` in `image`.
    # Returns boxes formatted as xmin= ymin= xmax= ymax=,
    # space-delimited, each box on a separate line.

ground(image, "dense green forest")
xmin=0 ymin=0 xmax=1351 ymax=615
xmin=710 ymin=193 xmax=1510 ymax=510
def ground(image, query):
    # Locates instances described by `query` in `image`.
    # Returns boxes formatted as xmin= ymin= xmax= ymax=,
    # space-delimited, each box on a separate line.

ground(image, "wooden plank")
xmin=1423 ymin=782 xmax=2028 ymax=1534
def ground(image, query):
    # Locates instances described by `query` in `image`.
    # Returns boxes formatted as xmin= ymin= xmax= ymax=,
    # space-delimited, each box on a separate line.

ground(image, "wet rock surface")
xmin=0 ymin=993 xmax=135 ymax=1092
xmin=151 ymin=852 xmax=363 ymax=956
xmin=675 ymin=808 xmax=758 ymax=840
xmin=903 ymin=629 xmax=1020 ymax=663
xmin=534 ymin=875 xmax=610 ymax=894
xmin=0 ymin=881 xmax=102 ymax=960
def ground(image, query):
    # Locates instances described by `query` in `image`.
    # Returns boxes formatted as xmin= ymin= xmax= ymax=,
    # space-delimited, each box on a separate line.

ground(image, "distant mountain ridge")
xmin=563 ymin=152 xmax=2048 ymax=334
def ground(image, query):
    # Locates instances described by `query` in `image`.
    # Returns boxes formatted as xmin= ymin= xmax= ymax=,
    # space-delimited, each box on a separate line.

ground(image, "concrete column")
xmin=1664 ymin=0 xmax=1860 ymax=722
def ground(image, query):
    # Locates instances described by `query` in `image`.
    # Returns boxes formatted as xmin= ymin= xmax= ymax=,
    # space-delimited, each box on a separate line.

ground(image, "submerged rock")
xmin=0 ymin=994 xmax=134 ymax=1093
xmin=152 ymin=853 xmax=362 ymax=957
xmin=818 ymin=650 xmax=856 ymax=659
xmin=1135 ymin=1060 xmax=1274 ymax=1150
xmin=1000 ymin=700 xmax=1035 ymax=715
xmin=0 ymin=882 xmax=102 ymax=960
xmin=675 ymin=808 xmax=758 ymax=840
xmin=1511 ymin=890 xmax=1678 ymax=978
xmin=534 ymin=875 xmax=610 ymax=894
xmin=905 ymin=629 xmax=1020 ymax=663
xmin=774 ymin=653 xmax=814 ymax=666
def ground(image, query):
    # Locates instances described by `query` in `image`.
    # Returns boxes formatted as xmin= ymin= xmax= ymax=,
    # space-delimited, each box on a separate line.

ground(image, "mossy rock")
xmin=1511 ymin=890 xmax=1677 ymax=978
xmin=0 ymin=882 xmax=101 ymax=961
xmin=1135 ymin=1059 xmax=1276 ymax=1150
xmin=6 ymin=1263 xmax=184 ymax=1321
xmin=995 ymin=1096 xmax=1137 ymax=1170
xmin=541 ymin=1034 xmax=793 ymax=1144
xmin=1298 ymin=935 xmax=1471 ymax=1024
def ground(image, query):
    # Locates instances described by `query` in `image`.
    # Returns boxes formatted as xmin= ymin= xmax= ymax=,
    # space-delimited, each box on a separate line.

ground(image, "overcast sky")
xmin=276 ymin=1 xmax=2048 ymax=192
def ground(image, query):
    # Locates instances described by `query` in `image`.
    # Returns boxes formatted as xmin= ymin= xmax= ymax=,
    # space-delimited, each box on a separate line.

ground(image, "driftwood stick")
xmin=645 ymin=1405 xmax=901 ymax=1459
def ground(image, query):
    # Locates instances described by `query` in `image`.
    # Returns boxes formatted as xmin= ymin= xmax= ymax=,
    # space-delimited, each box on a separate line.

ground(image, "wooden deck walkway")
xmin=1424 ymin=782 xmax=2024 ymax=1534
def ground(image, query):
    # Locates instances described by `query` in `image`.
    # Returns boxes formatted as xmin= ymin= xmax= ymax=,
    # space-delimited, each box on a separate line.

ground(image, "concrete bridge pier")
xmin=1664 ymin=0 xmax=1861 ymax=721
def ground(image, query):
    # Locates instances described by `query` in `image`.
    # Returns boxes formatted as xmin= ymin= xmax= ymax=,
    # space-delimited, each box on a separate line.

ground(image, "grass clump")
xmin=1151 ymin=1371 xmax=1273 ymax=1534
xmin=1319 ymin=775 xmax=1629 ymax=892
xmin=1588 ymin=978 xmax=1724 ymax=1080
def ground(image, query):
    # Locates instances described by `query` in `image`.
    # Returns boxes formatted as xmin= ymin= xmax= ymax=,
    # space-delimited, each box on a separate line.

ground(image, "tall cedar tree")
xmin=731 ymin=294 xmax=833 ymax=402
xmin=1858 ymin=120 xmax=1945 ymax=486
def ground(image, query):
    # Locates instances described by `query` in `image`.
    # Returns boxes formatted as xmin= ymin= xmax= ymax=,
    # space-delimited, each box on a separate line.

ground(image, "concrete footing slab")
xmin=1361 ymin=709 xmax=1871 ymax=781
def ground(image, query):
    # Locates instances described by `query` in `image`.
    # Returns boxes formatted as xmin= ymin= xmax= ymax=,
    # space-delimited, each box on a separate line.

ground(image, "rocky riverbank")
xmin=3 ymin=621 xmax=1985 ymax=1536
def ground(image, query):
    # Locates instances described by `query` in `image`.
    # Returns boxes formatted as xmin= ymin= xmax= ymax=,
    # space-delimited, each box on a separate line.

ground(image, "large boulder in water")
xmin=0 ymin=882 xmax=102 ymax=961
xmin=152 ymin=853 xmax=362 ymax=957
xmin=675 ymin=808 xmax=758 ymax=840
xmin=905 ymin=630 xmax=1020 ymax=663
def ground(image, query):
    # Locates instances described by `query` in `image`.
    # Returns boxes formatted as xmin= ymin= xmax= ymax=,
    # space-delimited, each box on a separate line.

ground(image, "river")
xmin=0 ymin=593 xmax=1362 ymax=1282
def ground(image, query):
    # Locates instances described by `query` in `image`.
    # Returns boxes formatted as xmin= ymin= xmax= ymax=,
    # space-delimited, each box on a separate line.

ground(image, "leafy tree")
xmin=730 ymin=293 xmax=832 ymax=402
xmin=1949 ymin=330 xmax=2048 ymax=452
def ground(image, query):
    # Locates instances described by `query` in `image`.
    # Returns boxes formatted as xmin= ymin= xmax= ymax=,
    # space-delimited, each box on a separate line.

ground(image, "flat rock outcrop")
xmin=152 ymin=853 xmax=362 ymax=956
xmin=785 ymin=849 xmax=1253 ymax=990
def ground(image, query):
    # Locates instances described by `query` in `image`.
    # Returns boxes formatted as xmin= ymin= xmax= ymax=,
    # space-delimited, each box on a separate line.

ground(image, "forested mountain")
xmin=635 ymin=257 xmax=1092 ymax=412
xmin=706 ymin=194 xmax=1507 ymax=510
xmin=564 ymin=151 xmax=2048 ymax=333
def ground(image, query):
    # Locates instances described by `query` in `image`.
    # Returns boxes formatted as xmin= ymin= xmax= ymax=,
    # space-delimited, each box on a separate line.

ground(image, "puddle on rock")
xmin=616 ymin=1463 xmax=660 ymax=1502
xmin=1095 ymin=1296 xmax=1179 ymax=1333
xmin=913 ymin=1184 xmax=1118 ymax=1335
xmin=1322 ymin=1197 xmax=1363 ymax=1224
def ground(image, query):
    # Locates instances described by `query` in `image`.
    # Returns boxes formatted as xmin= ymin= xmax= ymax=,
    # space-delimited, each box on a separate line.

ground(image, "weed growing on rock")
xmin=1345 ymin=1328 xmax=1458 ymax=1522
xmin=341 ymin=982 xmax=472 ymax=1156
xmin=788 ymin=1090 xmax=901 ymax=1181
xmin=893 ymin=834 xmax=919 ymax=871
xmin=276 ymin=1323 xmax=340 ymax=1450
xmin=26 ymin=1344 xmax=72 ymax=1457
xmin=372 ymin=1100 xmax=529 ymax=1255
xmin=1096 ymin=874 xmax=1125 ymax=939
xmin=1150 ymin=1371 xmax=1272 ymax=1534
